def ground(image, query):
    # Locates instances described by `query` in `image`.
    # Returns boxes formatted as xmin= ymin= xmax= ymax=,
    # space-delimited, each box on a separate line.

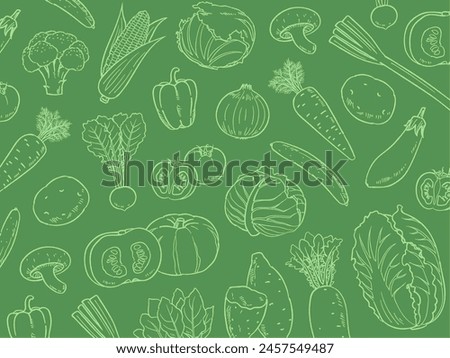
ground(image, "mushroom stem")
xmin=39 ymin=265 xmax=67 ymax=294
xmin=289 ymin=26 xmax=317 ymax=54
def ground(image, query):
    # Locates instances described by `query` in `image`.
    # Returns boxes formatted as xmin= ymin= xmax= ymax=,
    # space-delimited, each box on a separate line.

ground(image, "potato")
xmin=33 ymin=176 xmax=90 ymax=226
xmin=341 ymin=74 xmax=396 ymax=125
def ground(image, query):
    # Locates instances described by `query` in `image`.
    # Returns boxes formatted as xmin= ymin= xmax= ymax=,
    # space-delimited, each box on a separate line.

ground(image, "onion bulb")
xmin=216 ymin=84 xmax=270 ymax=139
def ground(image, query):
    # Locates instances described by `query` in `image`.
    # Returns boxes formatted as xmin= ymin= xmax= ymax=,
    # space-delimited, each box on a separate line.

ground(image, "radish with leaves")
xmin=82 ymin=113 xmax=146 ymax=211
xmin=287 ymin=232 xmax=351 ymax=338
xmin=269 ymin=59 xmax=355 ymax=160
xmin=0 ymin=108 xmax=70 ymax=193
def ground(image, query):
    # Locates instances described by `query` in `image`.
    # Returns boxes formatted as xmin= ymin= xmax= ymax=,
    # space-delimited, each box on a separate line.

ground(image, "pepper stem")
xmin=0 ymin=82 xmax=6 ymax=95
xmin=38 ymin=265 xmax=67 ymax=294
xmin=169 ymin=67 xmax=180 ymax=84
xmin=23 ymin=295 xmax=34 ymax=312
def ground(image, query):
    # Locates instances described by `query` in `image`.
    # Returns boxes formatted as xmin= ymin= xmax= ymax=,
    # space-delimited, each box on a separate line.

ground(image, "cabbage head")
xmin=352 ymin=205 xmax=446 ymax=330
xmin=176 ymin=2 xmax=256 ymax=70
xmin=225 ymin=170 xmax=306 ymax=237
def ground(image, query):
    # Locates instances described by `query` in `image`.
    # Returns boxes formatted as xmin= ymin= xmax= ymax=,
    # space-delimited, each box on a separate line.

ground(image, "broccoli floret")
xmin=22 ymin=30 xmax=89 ymax=96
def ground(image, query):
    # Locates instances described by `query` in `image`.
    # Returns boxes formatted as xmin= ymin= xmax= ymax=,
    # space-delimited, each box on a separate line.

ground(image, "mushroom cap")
xmin=20 ymin=246 xmax=71 ymax=281
xmin=270 ymin=7 xmax=321 ymax=42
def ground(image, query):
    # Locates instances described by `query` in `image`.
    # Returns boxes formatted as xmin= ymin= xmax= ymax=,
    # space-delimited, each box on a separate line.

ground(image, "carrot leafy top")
xmin=269 ymin=59 xmax=305 ymax=95
xmin=36 ymin=107 xmax=71 ymax=143
xmin=287 ymin=232 xmax=342 ymax=289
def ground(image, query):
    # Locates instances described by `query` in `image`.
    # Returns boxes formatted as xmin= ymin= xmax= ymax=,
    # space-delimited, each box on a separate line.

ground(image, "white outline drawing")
xmin=415 ymin=169 xmax=450 ymax=211
xmin=270 ymin=7 xmax=321 ymax=55
xmin=33 ymin=175 xmax=90 ymax=226
xmin=216 ymin=84 xmax=270 ymax=140
xmin=329 ymin=16 xmax=450 ymax=111
xmin=352 ymin=205 xmax=446 ymax=330
xmin=84 ymin=227 xmax=161 ymax=288
xmin=341 ymin=74 xmax=396 ymax=125
xmin=404 ymin=11 xmax=450 ymax=67
xmin=0 ymin=9 xmax=20 ymax=55
xmin=0 ymin=82 xmax=20 ymax=123
xmin=45 ymin=0 xmax=95 ymax=29
xmin=0 ymin=108 xmax=70 ymax=194
xmin=72 ymin=295 xmax=119 ymax=338
xmin=365 ymin=107 xmax=426 ymax=188
xmin=0 ymin=208 xmax=20 ymax=269
xmin=20 ymin=246 xmax=71 ymax=294
xmin=370 ymin=0 xmax=398 ymax=30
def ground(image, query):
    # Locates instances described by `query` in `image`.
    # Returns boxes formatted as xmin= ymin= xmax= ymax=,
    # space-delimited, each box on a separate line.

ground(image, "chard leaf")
xmin=82 ymin=118 xmax=112 ymax=161
xmin=172 ymin=289 xmax=185 ymax=309
xmin=157 ymin=297 xmax=184 ymax=338
xmin=352 ymin=211 xmax=416 ymax=329
xmin=96 ymin=115 xmax=122 ymax=162
xmin=200 ymin=306 xmax=214 ymax=337
xmin=181 ymin=288 xmax=206 ymax=338
xmin=138 ymin=313 xmax=162 ymax=338
xmin=120 ymin=113 xmax=146 ymax=158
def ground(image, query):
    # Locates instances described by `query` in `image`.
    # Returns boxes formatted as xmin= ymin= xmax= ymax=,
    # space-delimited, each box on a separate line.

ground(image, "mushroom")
xmin=20 ymin=246 xmax=71 ymax=294
xmin=270 ymin=7 xmax=321 ymax=54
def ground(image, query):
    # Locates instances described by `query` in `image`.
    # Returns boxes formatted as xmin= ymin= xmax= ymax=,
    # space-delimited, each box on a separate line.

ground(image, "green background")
xmin=0 ymin=0 xmax=448 ymax=338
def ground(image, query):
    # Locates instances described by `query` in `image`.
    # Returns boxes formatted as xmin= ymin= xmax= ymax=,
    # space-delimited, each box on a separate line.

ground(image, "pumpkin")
xmin=147 ymin=213 xmax=219 ymax=276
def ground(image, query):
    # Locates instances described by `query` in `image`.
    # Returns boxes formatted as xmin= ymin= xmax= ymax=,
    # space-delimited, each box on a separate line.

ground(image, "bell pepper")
xmin=404 ymin=11 xmax=449 ymax=67
xmin=152 ymin=67 xmax=198 ymax=130
xmin=84 ymin=228 xmax=161 ymax=288
xmin=7 ymin=295 xmax=52 ymax=338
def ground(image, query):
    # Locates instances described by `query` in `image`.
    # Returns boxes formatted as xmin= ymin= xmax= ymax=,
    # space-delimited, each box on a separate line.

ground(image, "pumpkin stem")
xmin=173 ymin=218 xmax=186 ymax=229
xmin=23 ymin=295 xmax=34 ymax=312
xmin=169 ymin=67 xmax=180 ymax=84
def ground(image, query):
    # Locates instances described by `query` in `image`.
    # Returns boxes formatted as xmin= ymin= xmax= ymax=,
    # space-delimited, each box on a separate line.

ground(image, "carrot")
xmin=287 ymin=232 xmax=351 ymax=338
xmin=269 ymin=59 xmax=355 ymax=160
xmin=366 ymin=107 xmax=426 ymax=188
xmin=0 ymin=108 xmax=70 ymax=193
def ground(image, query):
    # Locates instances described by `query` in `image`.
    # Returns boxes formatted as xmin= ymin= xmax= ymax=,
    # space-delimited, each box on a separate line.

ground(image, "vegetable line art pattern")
xmin=72 ymin=295 xmax=119 ymax=338
xmin=147 ymin=213 xmax=219 ymax=276
xmin=0 ymin=9 xmax=20 ymax=55
xmin=33 ymin=176 xmax=90 ymax=226
xmin=45 ymin=0 xmax=95 ymax=29
xmin=224 ymin=168 xmax=307 ymax=237
xmin=177 ymin=2 xmax=256 ymax=70
xmin=84 ymin=227 xmax=162 ymax=288
xmin=224 ymin=285 xmax=268 ymax=338
xmin=269 ymin=59 xmax=355 ymax=160
xmin=0 ymin=108 xmax=71 ymax=194
xmin=0 ymin=81 xmax=20 ymax=123
xmin=184 ymin=145 xmax=227 ymax=186
xmin=98 ymin=5 xmax=166 ymax=104
xmin=247 ymin=252 xmax=293 ymax=338
xmin=216 ymin=84 xmax=270 ymax=140
xmin=404 ymin=11 xmax=449 ymax=67
xmin=370 ymin=0 xmax=398 ymax=30
xmin=153 ymin=67 xmax=198 ymax=131
xmin=224 ymin=252 xmax=293 ymax=338
xmin=22 ymin=31 xmax=89 ymax=96
xmin=7 ymin=295 xmax=52 ymax=338
xmin=270 ymin=7 xmax=321 ymax=55
xmin=287 ymin=233 xmax=351 ymax=338
xmin=270 ymin=141 xmax=349 ymax=206
xmin=82 ymin=112 xmax=146 ymax=211
xmin=341 ymin=74 xmax=396 ymax=125
xmin=329 ymin=16 xmax=450 ymax=111
xmin=365 ymin=107 xmax=426 ymax=188
xmin=151 ymin=154 xmax=198 ymax=201
xmin=134 ymin=288 xmax=214 ymax=338
xmin=20 ymin=246 xmax=71 ymax=294
xmin=416 ymin=169 xmax=450 ymax=211
xmin=352 ymin=205 xmax=446 ymax=330
xmin=0 ymin=208 xmax=20 ymax=270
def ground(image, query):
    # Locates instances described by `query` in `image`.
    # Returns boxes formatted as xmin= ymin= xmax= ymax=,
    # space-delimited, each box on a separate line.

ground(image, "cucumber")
xmin=45 ymin=0 xmax=95 ymax=29
xmin=0 ymin=208 xmax=21 ymax=269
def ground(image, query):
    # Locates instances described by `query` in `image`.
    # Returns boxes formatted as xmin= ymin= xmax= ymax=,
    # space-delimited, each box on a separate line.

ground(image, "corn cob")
xmin=98 ymin=6 xmax=165 ymax=104
xmin=104 ymin=11 xmax=151 ymax=73
xmin=0 ymin=9 xmax=20 ymax=54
